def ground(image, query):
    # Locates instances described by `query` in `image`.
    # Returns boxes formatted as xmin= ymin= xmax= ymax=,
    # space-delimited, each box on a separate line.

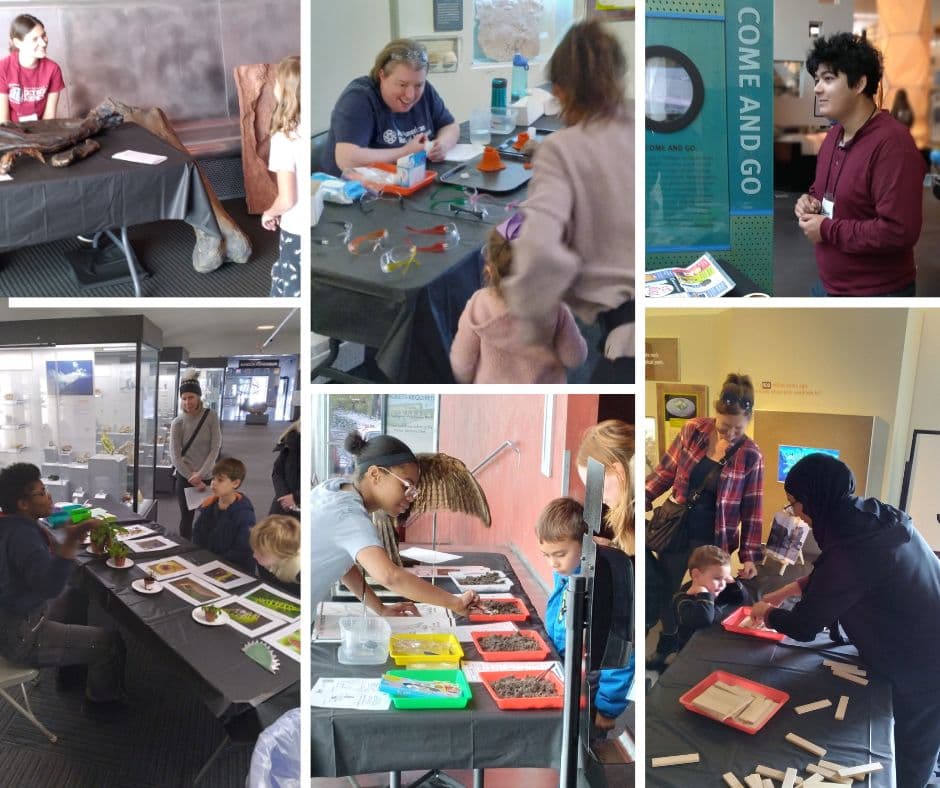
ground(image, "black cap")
xmin=179 ymin=379 xmax=202 ymax=397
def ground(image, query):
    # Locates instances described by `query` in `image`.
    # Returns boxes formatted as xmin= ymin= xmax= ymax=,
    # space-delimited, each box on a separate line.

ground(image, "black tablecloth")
xmin=311 ymin=124 xmax=532 ymax=383
xmin=78 ymin=534 xmax=299 ymax=722
xmin=0 ymin=122 xmax=220 ymax=251
xmin=311 ymin=552 xmax=564 ymax=777
xmin=647 ymin=626 xmax=895 ymax=786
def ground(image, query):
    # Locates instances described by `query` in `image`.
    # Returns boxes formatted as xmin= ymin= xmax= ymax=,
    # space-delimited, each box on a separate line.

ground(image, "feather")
xmin=400 ymin=453 xmax=491 ymax=527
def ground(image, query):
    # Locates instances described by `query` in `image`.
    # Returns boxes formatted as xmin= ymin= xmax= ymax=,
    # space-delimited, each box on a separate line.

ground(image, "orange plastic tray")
xmin=468 ymin=597 xmax=530 ymax=623
xmin=362 ymin=162 xmax=437 ymax=195
xmin=470 ymin=629 xmax=550 ymax=661
xmin=479 ymin=669 xmax=564 ymax=710
xmin=679 ymin=670 xmax=789 ymax=734
xmin=721 ymin=606 xmax=785 ymax=642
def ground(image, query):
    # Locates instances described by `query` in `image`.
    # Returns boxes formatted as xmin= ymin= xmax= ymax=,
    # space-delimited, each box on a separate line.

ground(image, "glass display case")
xmin=189 ymin=357 xmax=226 ymax=417
xmin=0 ymin=316 xmax=161 ymax=511
xmin=156 ymin=347 xmax=189 ymax=492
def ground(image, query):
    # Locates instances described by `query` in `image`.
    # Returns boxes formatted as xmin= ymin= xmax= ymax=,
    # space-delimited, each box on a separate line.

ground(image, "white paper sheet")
xmin=311 ymin=677 xmax=390 ymax=710
xmin=453 ymin=621 xmax=517 ymax=642
xmin=313 ymin=602 xmax=454 ymax=642
xmin=461 ymin=660 xmax=562 ymax=683
xmin=444 ymin=143 xmax=484 ymax=162
xmin=399 ymin=547 xmax=462 ymax=564
xmin=184 ymin=486 xmax=212 ymax=511
xmin=0 ymin=174 xmax=12 ymax=182
xmin=111 ymin=149 xmax=168 ymax=165
xmin=407 ymin=565 xmax=488 ymax=578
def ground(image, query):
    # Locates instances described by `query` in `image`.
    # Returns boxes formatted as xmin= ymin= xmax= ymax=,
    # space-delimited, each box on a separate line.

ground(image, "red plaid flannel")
xmin=646 ymin=417 xmax=764 ymax=563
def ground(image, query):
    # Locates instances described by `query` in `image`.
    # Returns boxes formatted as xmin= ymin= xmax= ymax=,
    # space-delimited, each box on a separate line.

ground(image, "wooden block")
xmin=822 ymin=660 xmax=866 ymax=676
xmin=737 ymin=696 xmax=775 ymax=726
xmin=782 ymin=767 xmax=799 ymax=788
xmin=757 ymin=765 xmax=787 ymax=781
xmin=651 ymin=753 xmax=700 ymax=767
xmin=836 ymin=763 xmax=883 ymax=779
xmin=830 ymin=670 xmax=869 ymax=686
xmin=801 ymin=775 xmax=825 ymax=787
xmin=763 ymin=780 xmax=774 ymax=788
xmin=795 ymin=699 xmax=832 ymax=715
xmin=744 ymin=775 xmax=764 ymax=788
xmin=723 ymin=772 xmax=747 ymax=788
xmin=834 ymin=695 xmax=849 ymax=721
xmin=806 ymin=763 xmax=851 ymax=784
xmin=785 ymin=732 xmax=827 ymax=758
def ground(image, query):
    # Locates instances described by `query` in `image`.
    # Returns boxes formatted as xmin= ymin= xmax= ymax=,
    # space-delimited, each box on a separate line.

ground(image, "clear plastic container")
xmin=511 ymin=54 xmax=529 ymax=103
xmin=337 ymin=615 xmax=391 ymax=665
xmin=489 ymin=107 xmax=517 ymax=135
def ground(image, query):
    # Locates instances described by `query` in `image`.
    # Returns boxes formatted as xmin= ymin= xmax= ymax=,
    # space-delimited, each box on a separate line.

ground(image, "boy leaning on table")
xmin=671 ymin=545 xmax=751 ymax=656
xmin=536 ymin=497 xmax=632 ymax=738
xmin=0 ymin=463 xmax=127 ymax=712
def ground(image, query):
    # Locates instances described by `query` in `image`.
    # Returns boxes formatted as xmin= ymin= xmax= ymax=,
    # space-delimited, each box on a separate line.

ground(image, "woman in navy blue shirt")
xmin=323 ymin=39 xmax=459 ymax=175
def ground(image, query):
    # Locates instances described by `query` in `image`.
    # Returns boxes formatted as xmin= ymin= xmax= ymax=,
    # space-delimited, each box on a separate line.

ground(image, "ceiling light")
xmin=256 ymin=325 xmax=275 ymax=330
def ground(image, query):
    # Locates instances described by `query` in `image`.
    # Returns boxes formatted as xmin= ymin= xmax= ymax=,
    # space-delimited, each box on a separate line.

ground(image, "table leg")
xmin=311 ymin=338 xmax=375 ymax=383
xmin=103 ymin=228 xmax=143 ymax=298
xmin=473 ymin=768 xmax=484 ymax=788
xmin=389 ymin=771 xmax=402 ymax=788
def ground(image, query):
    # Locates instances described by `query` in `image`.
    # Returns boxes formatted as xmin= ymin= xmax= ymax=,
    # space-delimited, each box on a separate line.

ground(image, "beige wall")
xmin=645 ymin=308 xmax=915 ymax=505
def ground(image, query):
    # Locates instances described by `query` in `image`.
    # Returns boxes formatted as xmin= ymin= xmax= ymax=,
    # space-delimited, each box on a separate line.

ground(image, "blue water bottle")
xmin=511 ymin=54 xmax=529 ymax=102
xmin=931 ymin=149 xmax=940 ymax=200
xmin=490 ymin=78 xmax=507 ymax=110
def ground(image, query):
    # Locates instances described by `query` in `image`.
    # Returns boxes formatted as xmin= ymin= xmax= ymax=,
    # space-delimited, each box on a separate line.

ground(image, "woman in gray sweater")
xmin=168 ymin=374 xmax=221 ymax=539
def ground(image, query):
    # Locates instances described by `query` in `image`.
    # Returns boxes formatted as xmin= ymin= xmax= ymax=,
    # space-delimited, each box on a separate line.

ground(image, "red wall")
xmin=404 ymin=394 xmax=601 ymax=588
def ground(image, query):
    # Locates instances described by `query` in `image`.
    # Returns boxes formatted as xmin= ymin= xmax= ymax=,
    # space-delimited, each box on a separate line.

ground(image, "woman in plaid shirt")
xmin=646 ymin=373 xmax=764 ymax=670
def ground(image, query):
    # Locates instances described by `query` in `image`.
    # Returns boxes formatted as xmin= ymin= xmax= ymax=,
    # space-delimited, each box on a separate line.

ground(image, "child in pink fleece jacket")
xmin=450 ymin=220 xmax=587 ymax=384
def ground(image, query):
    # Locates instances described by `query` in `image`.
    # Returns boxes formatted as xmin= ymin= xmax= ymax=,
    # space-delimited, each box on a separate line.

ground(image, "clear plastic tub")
xmin=337 ymin=615 xmax=391 ymax=665
xmin=489 ymin=107 xmax=517 ymax=135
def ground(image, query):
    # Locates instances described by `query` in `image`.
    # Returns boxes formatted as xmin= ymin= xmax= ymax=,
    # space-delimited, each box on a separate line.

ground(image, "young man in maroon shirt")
xmin=795 ymin=33 xmax=926 ymax=297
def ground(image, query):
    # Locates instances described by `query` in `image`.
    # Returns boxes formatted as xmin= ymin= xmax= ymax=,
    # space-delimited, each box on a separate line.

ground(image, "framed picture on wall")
xmin=414 ymin=36 xmax=460 ymax=73
xmin=655 ymin=383 xmax=708 ymax=459
xmin=587 ymin=2 xmax=635 ymax=22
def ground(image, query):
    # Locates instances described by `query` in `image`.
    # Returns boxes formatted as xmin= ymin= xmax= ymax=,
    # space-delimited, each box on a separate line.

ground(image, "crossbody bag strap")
xmin=686 ymin=438 xmax=745 ymax=509
xmin=180 ymin=409 xmax=211 ymax=458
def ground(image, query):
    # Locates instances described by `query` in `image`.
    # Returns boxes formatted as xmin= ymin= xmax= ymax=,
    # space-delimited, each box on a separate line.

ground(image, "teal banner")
xmin=646 ymin=15 xmax=730 ymax=252
xmin=724 ymin=0 xmax=774 ymax=215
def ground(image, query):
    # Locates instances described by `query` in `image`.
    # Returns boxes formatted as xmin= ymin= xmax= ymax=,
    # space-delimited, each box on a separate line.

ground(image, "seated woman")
xmin=0 ymin=14 xmax=64 ymax=123
xmin=322 ymin=39 xmax=459 ymax=175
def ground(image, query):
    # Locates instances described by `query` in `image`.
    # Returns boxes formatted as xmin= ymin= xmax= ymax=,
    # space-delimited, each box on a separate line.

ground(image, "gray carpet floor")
xmin=0 ymin=623 xmax=253 ymax=788
xmin=0 ymin=198 xmax=277 ymax=298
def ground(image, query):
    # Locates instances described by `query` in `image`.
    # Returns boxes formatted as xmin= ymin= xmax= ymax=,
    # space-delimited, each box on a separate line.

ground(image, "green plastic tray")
xmin=384 ymin=669 xmax=473 ymax=710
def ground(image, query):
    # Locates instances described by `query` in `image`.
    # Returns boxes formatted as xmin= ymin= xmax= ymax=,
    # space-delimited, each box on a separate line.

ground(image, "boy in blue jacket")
xmin=193 ymin=457 xmax=256 ymax=572
xmin=538 ymin=497 xmax=633 ymax=736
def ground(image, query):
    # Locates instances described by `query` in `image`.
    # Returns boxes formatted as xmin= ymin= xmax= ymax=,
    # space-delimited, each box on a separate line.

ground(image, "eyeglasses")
xmin=386 ymin=48 xmax=429 ymax=68
xmin=313 ymin=221 xmax=352 ymax=247
xmin=27 ymin=487 xmax=49 ymax=498
xmin=380 ymin=244 xmax=420 ymax=274
xmin=381 ymin=467 xmax=419 ymax=501
xmin=359 ymin=190 xmax=405 ymax=214
xmin=405 ymin=223 xmax=460 ymax=252
xmin=720 ymin=394 xmax=753 ymax=412
xmin=347 ymin=228 xmax=390 ymax=255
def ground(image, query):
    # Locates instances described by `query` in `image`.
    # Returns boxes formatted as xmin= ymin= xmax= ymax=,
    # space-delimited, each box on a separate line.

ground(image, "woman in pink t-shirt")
xmin=0 ymin=14 xmax=65 ymax=123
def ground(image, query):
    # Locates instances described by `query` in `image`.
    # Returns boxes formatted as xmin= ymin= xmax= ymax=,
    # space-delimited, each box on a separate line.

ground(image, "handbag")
xmin=646 ymin=439 xmax=745 ymax=554
xmin=171 ymin=409 xmax=211 ymax=480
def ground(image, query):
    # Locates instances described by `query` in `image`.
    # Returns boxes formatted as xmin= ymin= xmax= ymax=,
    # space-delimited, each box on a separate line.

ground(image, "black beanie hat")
xmin=179 ymin=378 xmax=202 ymax=397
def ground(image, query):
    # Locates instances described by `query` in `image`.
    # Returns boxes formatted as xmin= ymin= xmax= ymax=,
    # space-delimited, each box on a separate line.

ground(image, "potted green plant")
xmin=201 ymin=605 xmax=221 ymax=623
xmin=143 ymin=571 xmax=157 ymax=590
xmin=107 ymin=540 xmax=129 ymax=567
xmin=90 ymin=521 xmax=127 ymax=555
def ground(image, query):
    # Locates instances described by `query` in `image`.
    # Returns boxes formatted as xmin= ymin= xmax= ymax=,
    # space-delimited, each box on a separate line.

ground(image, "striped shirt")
xmin=646 ymin=417 xmax=764 ymax=563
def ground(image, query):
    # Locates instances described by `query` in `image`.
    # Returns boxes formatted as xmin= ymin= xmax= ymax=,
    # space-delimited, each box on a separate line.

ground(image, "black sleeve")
xmin=271 ymin=445 xmax=289 ymax=498
xmin=675 ymin=592 xmax=718 ymax=629
xmin=767 ymin=550 xmax=865 ymax=641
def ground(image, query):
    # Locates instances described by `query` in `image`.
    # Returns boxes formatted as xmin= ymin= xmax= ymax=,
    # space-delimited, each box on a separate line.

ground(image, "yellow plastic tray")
xmin=389 ymin=633 xmax=464 ymax=667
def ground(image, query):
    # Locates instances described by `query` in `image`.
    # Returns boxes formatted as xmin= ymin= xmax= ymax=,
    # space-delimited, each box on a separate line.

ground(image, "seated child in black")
xmin=673 ymin=545 xmax=750 ymax=651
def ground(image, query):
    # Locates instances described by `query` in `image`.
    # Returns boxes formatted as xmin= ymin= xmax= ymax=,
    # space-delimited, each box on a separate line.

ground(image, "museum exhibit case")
xmin=156 ymin=346 xmax=189 ymax=493
xmin=188 ymin=357 xmax=226 ymax=416
xmin=0 ymin=316 xmax=161 ymax=512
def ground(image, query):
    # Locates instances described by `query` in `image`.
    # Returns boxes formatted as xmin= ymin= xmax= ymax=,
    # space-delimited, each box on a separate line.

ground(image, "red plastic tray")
xmin=470 ymin=629 xmax=551 ymax=661
xmin=361 ymin=162 xmax=437 ymax=196
xmin=468 ymin=596 xmax=530 ymax=623
xmin=679 ymin=670 xmax=789 ymax=734
xmin=479 ymin=669 xmax=564 ymax=710
xmin=721 ymin=606 xmax=786 ymax=642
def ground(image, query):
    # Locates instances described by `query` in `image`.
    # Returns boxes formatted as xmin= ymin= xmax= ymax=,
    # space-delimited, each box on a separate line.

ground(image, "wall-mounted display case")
xmin=0 ymin=316 xmax=162 ymax=511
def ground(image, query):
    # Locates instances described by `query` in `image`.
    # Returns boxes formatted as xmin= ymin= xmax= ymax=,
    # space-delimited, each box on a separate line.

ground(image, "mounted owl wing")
xmin=400 ymin=453 xmax=491 ymax=527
